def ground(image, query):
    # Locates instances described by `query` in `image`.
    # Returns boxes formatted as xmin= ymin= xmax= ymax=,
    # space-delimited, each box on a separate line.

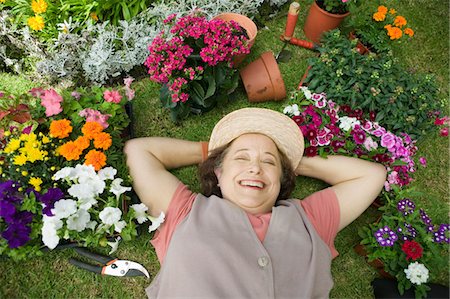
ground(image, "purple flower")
xmin=1 ymin=222 xmax=31 ymax=248
xmin=420 ymin=208 xmax=433 ymax=226
xmin=38 ymin=188 xmax=64 ymax=216
xmin=433 ymin=224 xmax=449 ymax=244
xmin=397 ymin=198 xmax=415 ymax=216
xmin=374 ymin=225 xmax=398 ymax=246
xmin=0 ymin=200 xmax=16 ymax=223
xmin=397 ymin=223 xmax=417 ymax=241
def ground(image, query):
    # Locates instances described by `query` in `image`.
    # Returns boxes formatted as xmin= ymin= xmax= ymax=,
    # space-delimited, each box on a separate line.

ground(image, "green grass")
xmin=0 ymin=0 xmax=449 ymax=298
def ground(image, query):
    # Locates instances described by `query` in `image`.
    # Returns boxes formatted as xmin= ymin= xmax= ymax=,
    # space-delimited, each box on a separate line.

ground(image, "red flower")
xmin=401 ymin=240 xmax=423 ymax=260
xmin=304 ymin=146 xmax=318 ymax=157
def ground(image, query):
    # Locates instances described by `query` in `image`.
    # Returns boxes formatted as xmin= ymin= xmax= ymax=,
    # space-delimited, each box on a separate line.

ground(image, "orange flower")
xmin=389 ymin=8 xmax=396 ymax=14
xmin=74 ymin=136 xmax=90 ymax=151
xmin=85 ymin=150 xmax=107 ymax=171
xmin=377 ymin=5 xmax=388 ymax=14
xmin=93 ymin=132 xmax=112 ymax=150
xmin=90 ymin=12 xmax=98 ymax=21
xmin=50 ymin=119 xmax=73 ymax=139
xmin=82 ymin=121 xmax=103 ymax=139
xmin=394 ymin=16 xmax=407 ymax=27
xmin=59 ymin=141 xmax=82 ymax=161
xmin=386 ymin=26 xmax=403 ymax=40
xmin=373 ymin=11 xmax=386 ymax=22
xmin=404 ymin=28 xmax=414 ymax=37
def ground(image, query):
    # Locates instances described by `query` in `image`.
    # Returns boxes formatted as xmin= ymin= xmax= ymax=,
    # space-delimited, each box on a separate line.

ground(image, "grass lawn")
xmin=0 ymin=0 xmax=448 ymax=298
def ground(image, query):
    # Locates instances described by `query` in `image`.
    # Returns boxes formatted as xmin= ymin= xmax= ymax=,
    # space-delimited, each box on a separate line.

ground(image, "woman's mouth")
xmin=239 ymin=180 xmax=264 ymax=189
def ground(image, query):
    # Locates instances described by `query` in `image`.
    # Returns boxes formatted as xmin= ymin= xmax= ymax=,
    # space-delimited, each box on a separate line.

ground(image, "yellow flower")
xmin=22 ymin=171 xmax=29 ymax=176
xmin=4 ymin=138 xmax=21 ymax=153
xmin=27 ymin=15 xmax=45 ymax=31
xmin=404 ymin=28 xmax=414 ymax=37
xmin=26 ymin=147 xmax=46 ymax=162
xmin=394 ymin=16 xmax=407 ymax=27
xmin=42 ymin=135 xmax=51 ymax=144
xmin=31 ymin=0 xmax=48 ymax=14
xmin=13 ymin=154 xmax=28 ymax=166
xmin=29 ymin=177 xmax=43 ymax=192
xmin=389 ymin=8 xmax=396 ymax=14
xmin=0 ymin=0 xmax=6 ymax=3
xmin=373 ymin=11 xmax=386 ymax=22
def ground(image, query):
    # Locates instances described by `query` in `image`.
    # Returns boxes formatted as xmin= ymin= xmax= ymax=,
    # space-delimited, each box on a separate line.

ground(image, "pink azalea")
xmin=40 ymin=89 xmax=63 ymax=117
xmin=79 ymin=108 xmax=111 ymax=129
xmin=103 ymin=90 xmax=122 ymax=104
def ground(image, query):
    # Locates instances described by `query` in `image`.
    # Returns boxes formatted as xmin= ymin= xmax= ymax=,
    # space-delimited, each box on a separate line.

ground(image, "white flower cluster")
xmin=338 ymin=116 xmax=361 ymax=131
xmin=130 ymin=203 xmax=165 ymax=233
xmin=404 ymin=262 xmax=429 ymax=285
xmin=42 ymin=165 xmax=133 ymax=250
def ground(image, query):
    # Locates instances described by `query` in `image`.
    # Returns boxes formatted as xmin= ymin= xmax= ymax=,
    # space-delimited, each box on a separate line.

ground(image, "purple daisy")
xmin=397 ymin=198 xmax=416 ymax=216
xmin=374 ymin=225 xmax=398 ymax=247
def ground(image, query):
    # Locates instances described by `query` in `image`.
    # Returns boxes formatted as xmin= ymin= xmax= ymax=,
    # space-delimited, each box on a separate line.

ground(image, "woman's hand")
xmin=296 ymin=155 xmax=387 ymax=231
xmin=124 ymin=137 xmax=204 ymax=216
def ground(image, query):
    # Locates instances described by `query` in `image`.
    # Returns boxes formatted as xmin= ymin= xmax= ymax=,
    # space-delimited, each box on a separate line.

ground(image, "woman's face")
xmin=215 ymin=133 xmax=282 ymax=214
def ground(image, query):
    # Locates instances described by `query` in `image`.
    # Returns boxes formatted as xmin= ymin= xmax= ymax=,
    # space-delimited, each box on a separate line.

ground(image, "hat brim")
xmin=208 ymin=108 xmax=304 ymax=169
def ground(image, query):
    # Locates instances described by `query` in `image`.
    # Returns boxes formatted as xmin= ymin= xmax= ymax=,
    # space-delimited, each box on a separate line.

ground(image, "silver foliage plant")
xmin=12 ymin=0 xmax=290 ymax=85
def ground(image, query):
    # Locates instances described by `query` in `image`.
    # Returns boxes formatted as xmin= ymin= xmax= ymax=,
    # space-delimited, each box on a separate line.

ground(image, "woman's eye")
xmin=235 ymin=156 xmax=248 ymax=161
xmin=262 ymin=160 xmax=275 ymax=165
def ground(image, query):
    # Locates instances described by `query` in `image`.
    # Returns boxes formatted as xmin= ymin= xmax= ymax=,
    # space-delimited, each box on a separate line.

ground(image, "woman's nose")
xmin=248 ymin=160 xmax=261 ymax=174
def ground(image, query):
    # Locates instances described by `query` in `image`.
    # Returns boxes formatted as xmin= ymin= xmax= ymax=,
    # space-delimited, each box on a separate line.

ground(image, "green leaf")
xmin=204 ymin=75 xmax=216 ymax=99
xmin=121 ymin=2 xmax=131 ymax=20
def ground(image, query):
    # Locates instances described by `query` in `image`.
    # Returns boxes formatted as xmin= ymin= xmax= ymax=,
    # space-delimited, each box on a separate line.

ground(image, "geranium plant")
xmin=349 ymin=4 xmax=415 ymax=53
xmin=358 ymin=187 xmax=449 ymax=299
xmin=283 ymin=87 xmax=425 ymax=193
xmin=0 ymin=79 xmax=164 ymax=260
xmin=144 ymin=11 xmax=250 ymax=121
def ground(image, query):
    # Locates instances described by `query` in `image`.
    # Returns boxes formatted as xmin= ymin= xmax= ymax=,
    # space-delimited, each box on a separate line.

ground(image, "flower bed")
xmin=0 ymin=79 xmax=163 ymax=260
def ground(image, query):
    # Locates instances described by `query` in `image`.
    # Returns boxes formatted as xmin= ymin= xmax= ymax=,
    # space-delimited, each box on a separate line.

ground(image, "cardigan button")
xmin=258 ymin=256 xmax=269 ymax=268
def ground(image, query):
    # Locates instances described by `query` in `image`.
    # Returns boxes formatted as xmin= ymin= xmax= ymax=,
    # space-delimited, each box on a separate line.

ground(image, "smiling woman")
xmin=123 ymin=107 xmax=387 ymax=298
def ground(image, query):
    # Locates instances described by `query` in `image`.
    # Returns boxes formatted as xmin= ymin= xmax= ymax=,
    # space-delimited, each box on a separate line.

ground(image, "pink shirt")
xmin=152 ymin=183 xmax=340 ymax=264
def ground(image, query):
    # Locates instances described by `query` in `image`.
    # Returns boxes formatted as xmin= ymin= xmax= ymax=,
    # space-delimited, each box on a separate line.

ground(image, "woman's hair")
xmin=198 ymin=141 xmax=296 ymax=201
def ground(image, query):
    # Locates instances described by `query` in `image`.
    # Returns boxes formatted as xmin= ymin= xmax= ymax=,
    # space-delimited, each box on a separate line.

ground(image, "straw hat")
xmin=208 ymin=108 xmax=304 ymax=169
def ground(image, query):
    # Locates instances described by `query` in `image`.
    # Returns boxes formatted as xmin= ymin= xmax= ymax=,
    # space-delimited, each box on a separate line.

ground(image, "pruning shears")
xmin=69 ymin=247 xmax=150 ymax=278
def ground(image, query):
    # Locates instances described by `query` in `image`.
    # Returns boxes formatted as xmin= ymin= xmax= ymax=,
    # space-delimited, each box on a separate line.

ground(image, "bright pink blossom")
xmin=40 ymin=89 xmax=63 ymax=117
xmin=79 ymin=108 xmax=111 ymax=129
xmin=440 ymin=127 xmax=448 ymax=137
xmin=103 ymin=90 xmax=122 ymax=103
xmin=419 ymin=157 xmax=427 ymax=167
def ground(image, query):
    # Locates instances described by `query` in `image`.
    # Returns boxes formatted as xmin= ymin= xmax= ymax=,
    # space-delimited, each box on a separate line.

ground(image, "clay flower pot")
xmin=349 ymin=31 xmax=371 ymax=55
xmin=213 ymin=12 xmax=258 ymax=66
xmin=239 ymin=51 xmax=286 ymax=103
xmin=303 ymin=0 xmax=349 ymax=44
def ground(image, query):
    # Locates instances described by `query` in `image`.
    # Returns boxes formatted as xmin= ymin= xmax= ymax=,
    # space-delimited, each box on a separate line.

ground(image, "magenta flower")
xmin=103 ymin=90 xmax=122 ymax=104
xmin=381 ymin=132 xmax=396 ymax=150
xmin=440 ymin=127 xmax=448 ymax=136
xmin=40 ymin=89 xmax=63 ymax=117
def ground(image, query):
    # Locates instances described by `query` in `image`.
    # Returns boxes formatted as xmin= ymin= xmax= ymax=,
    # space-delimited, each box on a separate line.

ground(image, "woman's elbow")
xmin=372 ymin=162 xmax=388 ymax=189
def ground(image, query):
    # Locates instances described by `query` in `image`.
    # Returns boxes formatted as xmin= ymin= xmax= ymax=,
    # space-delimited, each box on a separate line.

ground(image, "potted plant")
xmin=300 ymin=30 xmax=444 ymax=139
xmin=303 ymin=0 xmax=361 ymax=43
xmin=0 ymin=80 xmax=164 ymax=260
xmin=348 ymin=4 xmax=415 ymax=53
xmin=144 ymin=11 xmax=252 ymax=122
xmin=357 ymin=187 xmax=449 ymax=299
xmin=283 ymin=87 xmax=426 ymax=199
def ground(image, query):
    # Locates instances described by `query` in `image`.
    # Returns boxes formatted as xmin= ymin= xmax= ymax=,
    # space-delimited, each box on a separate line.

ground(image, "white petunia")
xmin=110 ymin=178 xmax=132 ymax=199
xmin=78 ymin=175 xmax=106 ymax=195
xmin=404 ymin=262 xmax=429 ymax=285
xmin=98 ymin=167 xmax=117 ymax=181
xmin=68 ymin=184 xmax=97 ymax=201
xmin=67 ymin=209 xmax=90 ymax=232
xmin=73 ymin=164 xmax=97 ymax=180
xmin=148 ymin=212 xmax=166 ymax=233
xmin=52 ymin=167 xmax=75 ymax=181
xmin=86 ymin=220 xmax=97 ymax=230
xmin=42 ymin=215 xmax=63 ymax=249
xmin=107 ymin=236 xmax=122 ymax=255
xmin=77 ymin=197 xmax=98 ymax=210
xmin=283 ymin=104 xmax=300 ymax=116
xmin=300 ymin=86 xmax=312 ymax=99
xmin=99 ymin=207 xmax=122 ymax=225
xmin=114 ymin=220 xmax=126 ymax=233
xmin=52 ymin=199 xmax=77 ymax=219
xmin=131 ymin=203 xmax=149 ymax=224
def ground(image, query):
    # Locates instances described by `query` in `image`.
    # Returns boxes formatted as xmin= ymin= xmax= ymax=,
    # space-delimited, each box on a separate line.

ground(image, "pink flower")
xmin=434 ymin=116 xmax=449 ymax=126
xmin=103 ymin=90 xmax=122 ymax=103
xmin=40 ymin=89 xmax=63 ymax=117
xmin=29 ymin=87 xmax=45 ymax=97
xmin=440 ymin=127 xmax=448 ymax=137
xmin=124 ymin=77 xmax=134 ymax=88
xmin=71 ymin=91 xmax=81 ymax=100
xmin=381 ymin=132 xmax=396 ymax=150
xmin=419 ymin=157 xmax=427 ymax=167
xmin=79 ymin=108 xmax=111 ymax=129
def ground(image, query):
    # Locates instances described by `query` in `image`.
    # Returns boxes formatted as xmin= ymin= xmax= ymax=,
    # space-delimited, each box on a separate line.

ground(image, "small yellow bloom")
xmin=4 ymin=138 xmax=21 ymax=153
xmin=31 ymin=0 xmax=48 ymax=14
xmin=389 ymin=8 xmax=396 ymax=14
xmin=13 ymin=154 xmax=27 ymax=166
xmin=3 ymin=131 xmax=11 ymax=137
xmin=27 ymin=15 xmax=45 ymax=31
xmin=29 ymin=177 xmax=43 ymax=192
xmin=50 ymin=166 xmax=56 ymax=171
xmin=18 ymin=187 xmax=23 ymax=192
xmin=22 ymin=171 xmax=29 ymax=176
xmin=42 ymin=135 xmax=51 ymax=144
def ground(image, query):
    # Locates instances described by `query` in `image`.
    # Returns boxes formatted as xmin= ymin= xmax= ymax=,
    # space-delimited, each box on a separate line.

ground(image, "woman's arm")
xmin=124 ymin=137 xmax=204 ymax=216
xmin=295 ymin=155 xmax=387 ymax=231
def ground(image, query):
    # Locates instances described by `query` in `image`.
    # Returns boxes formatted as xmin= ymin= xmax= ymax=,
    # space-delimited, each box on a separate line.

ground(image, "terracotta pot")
xmin=303 ymin=0 xmax=349 ymax=44
xmin=213 ymin=13 xmax=257 ymax=66
xmin=349 ymin=31 xmax=370 ymax=55
xmin=239 ymin=51 xmax=286 ymax=102
xmin=354 ymin=244 xmax=394 ymax=279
